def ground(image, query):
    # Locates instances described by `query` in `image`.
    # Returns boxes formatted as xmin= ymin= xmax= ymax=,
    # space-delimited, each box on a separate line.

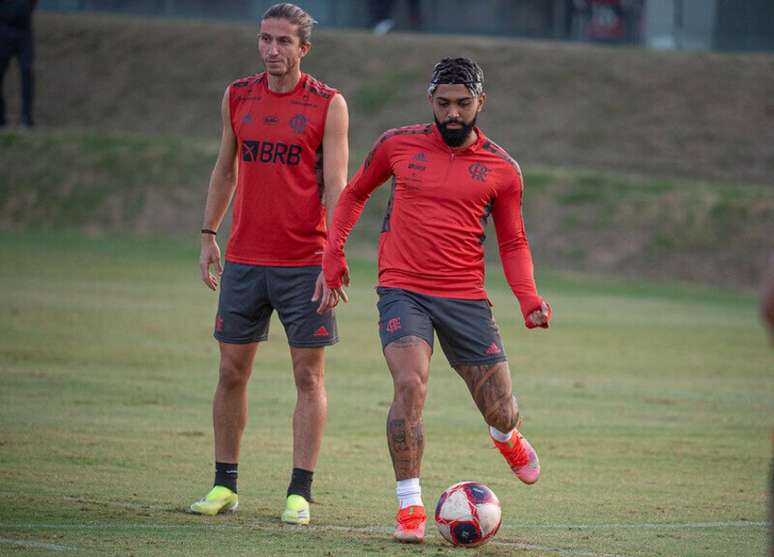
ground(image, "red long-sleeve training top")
xmin=325 ymin=123 xmax=546 ymax=326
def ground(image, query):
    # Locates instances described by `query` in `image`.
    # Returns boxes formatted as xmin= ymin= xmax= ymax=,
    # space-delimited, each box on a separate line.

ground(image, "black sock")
xmin=287 ymin=467 xmax=313 ymax=501
xmin=214 ymin=462 xmax=238 ymax=493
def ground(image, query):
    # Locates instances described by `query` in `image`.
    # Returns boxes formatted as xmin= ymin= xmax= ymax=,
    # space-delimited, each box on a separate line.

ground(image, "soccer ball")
xmin=434 ymin=481 xmax=502 ymax=547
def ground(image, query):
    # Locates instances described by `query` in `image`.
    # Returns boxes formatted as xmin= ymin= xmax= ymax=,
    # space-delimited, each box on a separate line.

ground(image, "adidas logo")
xmin=313 ymin=326 xmax=329 ymax=337
xmin=485 ymin=342 xmax=501 ymax=355
xmin=412 ymin=151 xmax=427 ymax=161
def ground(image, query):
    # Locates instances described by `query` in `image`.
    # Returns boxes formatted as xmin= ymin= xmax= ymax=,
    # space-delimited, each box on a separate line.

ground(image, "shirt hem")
xmin=225 ymin=255 xmax=322 ymax=267
xmin=376 ymin=280 xmax=488 ymax=301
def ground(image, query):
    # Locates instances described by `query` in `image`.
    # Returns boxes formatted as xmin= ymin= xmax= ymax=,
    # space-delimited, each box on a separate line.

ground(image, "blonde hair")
xmin=262 ymin=3 xmax=316 ymax=45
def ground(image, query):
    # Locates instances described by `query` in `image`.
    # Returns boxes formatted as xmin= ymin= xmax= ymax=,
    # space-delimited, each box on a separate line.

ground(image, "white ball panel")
xmin=439 ymin=489 xmax=473 ymax=521
xmin=476 ymin=502 xmax=502 ymax=536
xmin=437 ymin=522 xmax=452 ymax=543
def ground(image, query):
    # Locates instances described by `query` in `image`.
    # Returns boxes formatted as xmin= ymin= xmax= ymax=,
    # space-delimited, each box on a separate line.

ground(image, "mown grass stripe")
xmin=505 ymin=521 xmax=768 ymax=530
xmin=0 ymin=537 xmax=78 ymax=551
xmin=1 ymin=520 xmax=765 ymax=531
xmin=0 ymin=524 xmax=630 ymax=557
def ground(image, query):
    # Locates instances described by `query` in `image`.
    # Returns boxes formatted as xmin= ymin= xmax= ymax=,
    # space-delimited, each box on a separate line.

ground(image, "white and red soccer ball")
xmin=435 ymin=481 xmax=502 ymax=547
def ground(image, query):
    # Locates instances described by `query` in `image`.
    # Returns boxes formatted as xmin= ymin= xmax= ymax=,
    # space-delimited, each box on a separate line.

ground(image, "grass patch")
xmin=352 ymin=71 xmax=421 ymax=114
xmin=555 ymin=174 xmax=677 ymax=206
xmin=522 ymin=170 xmax=553 ymax=190
xmin=0 ymin=129 xmax=216 ymax=233
xmin=2 ymin=129 xmax=772 ymax=288
xmin=0 ymin=231 xmax=771 ymax=555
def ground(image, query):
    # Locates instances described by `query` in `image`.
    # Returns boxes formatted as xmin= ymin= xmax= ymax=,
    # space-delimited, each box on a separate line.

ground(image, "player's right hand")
xmin=199 ymin=236 xmax=223 ymax=291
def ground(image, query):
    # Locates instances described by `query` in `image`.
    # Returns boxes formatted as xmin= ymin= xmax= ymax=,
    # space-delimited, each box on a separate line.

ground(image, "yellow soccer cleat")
xmin=281 ymin=494 xmax=310 ymax=525
xmin=190 ymin=486 xmax=238 ymax=515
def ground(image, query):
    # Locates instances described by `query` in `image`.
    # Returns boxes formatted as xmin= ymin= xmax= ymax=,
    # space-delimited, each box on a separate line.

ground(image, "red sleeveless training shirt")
xmin=226 ymin=72 xmax=337 ymax=266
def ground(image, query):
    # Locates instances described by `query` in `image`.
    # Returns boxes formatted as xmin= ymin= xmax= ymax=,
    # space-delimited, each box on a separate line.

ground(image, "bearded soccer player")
xmin=322 ymin=57 xmax=550 ymax=543
xmin=191 ymin=3 xmax=349 ymax=525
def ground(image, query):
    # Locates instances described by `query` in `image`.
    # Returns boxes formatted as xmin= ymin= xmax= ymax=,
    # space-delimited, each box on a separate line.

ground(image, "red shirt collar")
xmin=261 ymin=72 xmax=308 ymax=97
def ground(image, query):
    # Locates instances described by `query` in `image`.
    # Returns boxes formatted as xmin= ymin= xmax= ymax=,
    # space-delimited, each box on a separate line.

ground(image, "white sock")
xmin=489 ymin=426 xmax=513 ymax=442
xmin=396 ymin=478 xmax=423 ymax=509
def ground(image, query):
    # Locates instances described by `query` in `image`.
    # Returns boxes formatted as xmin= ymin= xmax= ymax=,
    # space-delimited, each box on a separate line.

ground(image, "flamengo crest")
xmin=289 ymin=113 xmax=308 ymax=133
xmin=468 ymin=162 xmax=489 ymax=182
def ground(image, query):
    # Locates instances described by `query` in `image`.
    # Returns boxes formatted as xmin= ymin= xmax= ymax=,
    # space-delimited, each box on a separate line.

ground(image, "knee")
xmin=393 ymin=372 xmax=427 ymax=407
xmin=218 ymin=360 xmax=251 ymax=391
xmin=294 ymin=364 xmax=325 ymax=395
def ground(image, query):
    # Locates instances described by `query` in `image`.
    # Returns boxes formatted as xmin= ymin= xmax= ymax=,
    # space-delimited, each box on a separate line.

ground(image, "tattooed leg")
xmin=384 ymin=335 xmax=432 ymax=481
xmin=454 ymin=361 xmax=519 ymax=433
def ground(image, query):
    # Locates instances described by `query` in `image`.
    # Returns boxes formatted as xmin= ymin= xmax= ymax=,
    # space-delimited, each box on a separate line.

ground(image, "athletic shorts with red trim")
xmin=376 ymin=287 xmax=507 ymax=367
xmin=214 ymin=262 xmax=338 ymax=348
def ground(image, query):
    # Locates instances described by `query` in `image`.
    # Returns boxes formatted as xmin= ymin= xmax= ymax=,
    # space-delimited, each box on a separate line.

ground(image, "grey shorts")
xmin=214 ymin=262 xmax=338 ymax=348
xmin=376 ymin=287 xmax=507 ymax=367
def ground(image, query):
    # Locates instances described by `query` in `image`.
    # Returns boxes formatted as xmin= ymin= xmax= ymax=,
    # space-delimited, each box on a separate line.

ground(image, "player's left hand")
xmin=312 ymin=270 xmax=349 ymax=314
xmin=526 ymin=301 xmax=551 ymax=329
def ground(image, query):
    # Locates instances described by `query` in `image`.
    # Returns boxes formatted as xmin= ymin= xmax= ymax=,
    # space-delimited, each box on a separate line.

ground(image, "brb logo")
xmin=468 ymin=162 xmax=489 ymax=182
xmin=242 ymin=140 xmax=302 ymax=165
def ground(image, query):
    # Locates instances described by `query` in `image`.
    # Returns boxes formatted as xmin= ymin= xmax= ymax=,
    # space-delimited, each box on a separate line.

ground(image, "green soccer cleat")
xmin=281 ymin=494 xmax=310 ymax=525
xmin=190 ymin=486 xmax=238 ymax=515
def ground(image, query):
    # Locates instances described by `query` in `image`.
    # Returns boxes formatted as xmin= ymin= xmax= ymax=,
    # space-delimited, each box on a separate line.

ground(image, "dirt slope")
xmin=4 ymin=12 xmax=773 ymax=185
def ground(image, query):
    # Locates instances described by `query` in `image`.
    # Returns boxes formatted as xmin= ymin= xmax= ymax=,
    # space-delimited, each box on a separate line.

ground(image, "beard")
xmin=435 ymin=114 xmax=477 ymax=147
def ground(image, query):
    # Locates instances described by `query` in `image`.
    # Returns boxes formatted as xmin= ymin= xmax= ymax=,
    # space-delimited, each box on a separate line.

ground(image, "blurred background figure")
xmin=764 ymin=253 xmax=774 ymax=557
xmin=570 ymin=0 xmax=643 ymax=44
xmin=763 ymin=254 xmax=774 ymax=342
xmin=585 ymin=0 xmax=626 ymax=42
xmin=0 ymin=0 xmax=36 ymax=128
xmin=369 ymin=0 xmax=421 ymax=35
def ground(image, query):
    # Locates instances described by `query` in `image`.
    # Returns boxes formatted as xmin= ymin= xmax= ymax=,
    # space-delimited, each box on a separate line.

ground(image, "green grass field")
xmin=0 ymin=232 xmax=771 ymax=556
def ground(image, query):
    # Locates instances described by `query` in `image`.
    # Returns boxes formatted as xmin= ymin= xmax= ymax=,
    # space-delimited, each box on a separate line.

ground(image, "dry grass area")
xmin=5 ymin=12 xmax=773 ymax=184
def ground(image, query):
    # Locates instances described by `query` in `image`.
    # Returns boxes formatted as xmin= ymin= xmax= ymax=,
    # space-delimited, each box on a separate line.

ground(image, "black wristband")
xmin=201 ymin=228 xmax=217 ymax=236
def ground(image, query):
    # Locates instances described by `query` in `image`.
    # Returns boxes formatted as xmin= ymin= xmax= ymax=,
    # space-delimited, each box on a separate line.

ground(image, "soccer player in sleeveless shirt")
xmin=191 ymin=3 xmax=349 ymax=525
xmin=322 ymin=58 xmax=551 ymax=542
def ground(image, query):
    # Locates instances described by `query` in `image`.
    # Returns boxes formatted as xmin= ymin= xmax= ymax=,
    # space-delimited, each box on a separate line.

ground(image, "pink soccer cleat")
xmin=491 ymin=429 xmax=541 ymax=484
xmin=393 ymin=505 xmax=426 ymax=543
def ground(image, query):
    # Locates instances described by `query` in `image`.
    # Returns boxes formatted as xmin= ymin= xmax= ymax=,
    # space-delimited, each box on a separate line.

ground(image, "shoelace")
xmin=501 ymin=434 xmax=529 ymax=467
xmin=398 ymin=509 xmax=426 ymax=528
xmin=399 ymin=516 xmax=425 ymax=529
